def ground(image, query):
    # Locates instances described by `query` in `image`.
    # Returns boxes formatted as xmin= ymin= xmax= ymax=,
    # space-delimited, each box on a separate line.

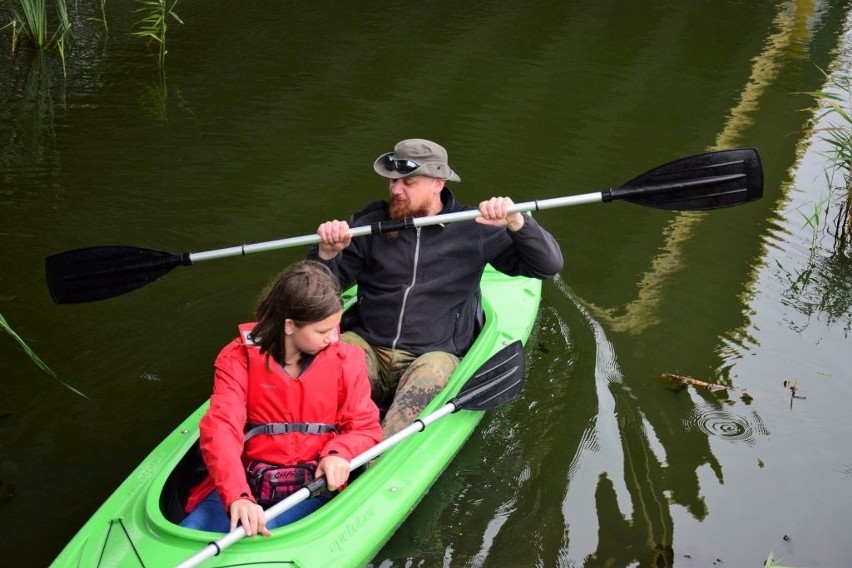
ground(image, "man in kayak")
xmin=309 ymin=138 xmax=563 ymax=437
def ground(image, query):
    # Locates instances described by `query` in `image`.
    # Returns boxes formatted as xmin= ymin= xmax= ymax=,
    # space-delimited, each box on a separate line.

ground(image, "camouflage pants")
xmin=341 ymin=332 xmax=460 ymax=438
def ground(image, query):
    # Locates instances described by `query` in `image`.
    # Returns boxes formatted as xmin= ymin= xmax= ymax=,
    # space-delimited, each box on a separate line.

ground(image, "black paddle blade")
xmin=45 ymin=246 xmax=189 ymax=304
xmin=607 ymin=147 xmax=764 ymax=211
xmin=452 ymin=340 xmax=526 ymax=412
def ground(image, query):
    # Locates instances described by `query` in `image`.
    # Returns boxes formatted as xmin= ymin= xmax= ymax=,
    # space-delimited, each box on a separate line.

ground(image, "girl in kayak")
xmin=180 ymin=261 xmax=381 ymax=536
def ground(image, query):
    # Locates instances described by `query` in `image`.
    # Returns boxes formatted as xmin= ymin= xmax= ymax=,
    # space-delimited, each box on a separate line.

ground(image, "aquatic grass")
xmin=133 ymin=0 xmax=183 ymax=70
xmin=800 ymin=66 xmax=852 ymax=251
xmin=12 ymin=0 xmax=51 ymax=48
xmin=779 ymin=67 xmax=852 ymax=346
xmin=795 ymin=187 xmax=830 ymax=249
xmin=1 ymin=313 xmax=53 ymax=375
xmin=133 ymin=0 xmax=184 ymax=120
xmin=2 ymin=16 xmax=22 ymax=50
xmin=1 ymin=313 xmax=88 ymax=399
xmin=9 ymin=0 xmax=72 ymax=74
xmin=5 ymin=0 xmax=187 ymax=78
xmin=93 ymin=0 xmax=108 ymax=33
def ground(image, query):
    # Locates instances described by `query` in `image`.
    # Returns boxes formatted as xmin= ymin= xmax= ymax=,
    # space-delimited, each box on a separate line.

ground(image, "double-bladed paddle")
xmin=174 ymin=339 xmax=526 ymax=568
xmin=46 ymin=147 xmax=763 ymax=304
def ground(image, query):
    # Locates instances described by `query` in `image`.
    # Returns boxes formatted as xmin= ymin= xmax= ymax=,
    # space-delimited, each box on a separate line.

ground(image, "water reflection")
xmin=524 ymin=9 xmax=841 ymax=561
xmin=0 ymin=52 xmax=62 ymax=170
xmin=583 ymin=0 xmax=822 ymax=337
xmin=552 ymin=279 xmax=635 ymax=565
xmin=778 ymin=247 xmax=852 ymax=333
xmin=533 ymin=3 xmax=820 ymax=559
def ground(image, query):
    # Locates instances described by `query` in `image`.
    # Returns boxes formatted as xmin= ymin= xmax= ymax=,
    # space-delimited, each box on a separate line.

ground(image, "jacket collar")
xmin=439 ymin=186 xmax=462 ymax=213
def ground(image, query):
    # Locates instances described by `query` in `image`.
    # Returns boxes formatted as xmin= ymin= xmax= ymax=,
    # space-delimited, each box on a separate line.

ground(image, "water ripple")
xmin=684 ymin=407 xmax=768 ymax=444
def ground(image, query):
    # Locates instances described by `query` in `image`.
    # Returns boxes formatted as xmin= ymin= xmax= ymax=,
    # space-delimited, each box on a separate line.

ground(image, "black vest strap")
xmin=244 ymin=422 xmax=337 ymax=442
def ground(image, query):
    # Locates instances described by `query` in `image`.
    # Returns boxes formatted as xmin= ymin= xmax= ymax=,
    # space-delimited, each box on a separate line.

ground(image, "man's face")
xmin=388 ymin=176 xmax=444 ymax=219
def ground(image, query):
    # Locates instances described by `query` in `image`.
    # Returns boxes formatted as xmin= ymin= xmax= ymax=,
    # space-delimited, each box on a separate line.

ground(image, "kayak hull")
xmin=51 ymin=267 xmax=542 ymax=567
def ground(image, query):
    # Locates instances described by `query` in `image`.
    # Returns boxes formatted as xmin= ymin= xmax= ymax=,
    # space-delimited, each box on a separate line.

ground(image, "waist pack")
xmin=245 ymin=460 xmax=318 ymax=508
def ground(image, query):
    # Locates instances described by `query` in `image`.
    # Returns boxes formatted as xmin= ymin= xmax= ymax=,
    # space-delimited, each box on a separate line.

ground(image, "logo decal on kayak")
xmin=328 ymin=503 xmax=376 ymax=554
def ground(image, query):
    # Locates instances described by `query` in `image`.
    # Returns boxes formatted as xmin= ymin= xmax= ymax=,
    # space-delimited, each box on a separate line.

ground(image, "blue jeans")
xmin=179 ymin=489 xmax=332 ymax=532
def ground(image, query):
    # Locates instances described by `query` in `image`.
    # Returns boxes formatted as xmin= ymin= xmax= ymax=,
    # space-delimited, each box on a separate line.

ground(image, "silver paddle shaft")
xmin=187 ymin=193 xmax=602 ymax=264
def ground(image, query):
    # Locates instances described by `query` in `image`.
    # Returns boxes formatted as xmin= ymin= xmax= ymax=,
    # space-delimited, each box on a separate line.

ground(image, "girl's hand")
xmin=316 ymin=455 xmax=351 ymax=491
xmin=229 ymin=497 xmax=271 ymax=537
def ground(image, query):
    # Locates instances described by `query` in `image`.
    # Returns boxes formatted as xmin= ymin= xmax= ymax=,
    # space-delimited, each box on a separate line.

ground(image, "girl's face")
xmin=284 ymin=310 xmax=342 ymax=355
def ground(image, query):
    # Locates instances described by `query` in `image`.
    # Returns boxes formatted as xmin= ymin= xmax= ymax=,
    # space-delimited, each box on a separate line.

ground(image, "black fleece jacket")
xmin=308 ymin=188 xmax=563 ymax=357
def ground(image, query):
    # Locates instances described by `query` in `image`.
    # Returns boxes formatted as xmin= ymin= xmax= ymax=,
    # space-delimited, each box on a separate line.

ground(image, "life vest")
xmin=184 ymin=324 xmax=348 ymax=513
xmin=239 ymin=323 xmax=341 ymax=464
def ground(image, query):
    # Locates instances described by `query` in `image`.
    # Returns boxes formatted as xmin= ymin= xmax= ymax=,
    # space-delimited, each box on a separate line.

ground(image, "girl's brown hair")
xmin=249 ymin=261 xmax=342 ymax=365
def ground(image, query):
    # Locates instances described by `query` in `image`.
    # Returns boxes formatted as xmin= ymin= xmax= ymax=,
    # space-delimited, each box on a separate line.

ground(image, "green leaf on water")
xmin=1 ymin=312 xmax=89 ymax=399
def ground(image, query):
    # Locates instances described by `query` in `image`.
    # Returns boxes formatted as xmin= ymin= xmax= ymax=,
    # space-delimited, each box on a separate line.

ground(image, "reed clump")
xmin=802 ymin=67 xmax=852 ymax=251
xmin=8 ymin=0 xmax=72 ymax=72
xmin=133 ymin=0 xmax=183 ymax=70
xmin=5 ymin=0 xmax=183 ymax=74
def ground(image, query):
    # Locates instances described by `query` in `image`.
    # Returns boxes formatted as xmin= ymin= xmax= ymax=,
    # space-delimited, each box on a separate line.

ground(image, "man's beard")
xmin=387 ymin=200 xmax=431 ymax=240
xmin=389 ymin=200 xmax=430 ymax=220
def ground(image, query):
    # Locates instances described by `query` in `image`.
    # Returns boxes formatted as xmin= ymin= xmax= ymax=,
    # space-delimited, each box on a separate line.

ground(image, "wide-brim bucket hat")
xmin=373 ymin=139 xmax=461 ymax=182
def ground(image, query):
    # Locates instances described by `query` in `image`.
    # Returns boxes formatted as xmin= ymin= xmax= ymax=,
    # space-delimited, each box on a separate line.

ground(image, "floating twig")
xmin=663 ymin=372 xmax=728 ymax=392
xmin=662 ymin=372 xmax=754 ymax=401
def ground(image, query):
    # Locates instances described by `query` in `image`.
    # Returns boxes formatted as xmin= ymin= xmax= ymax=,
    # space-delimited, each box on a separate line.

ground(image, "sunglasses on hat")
xmin=380 ymin=154 xmax=421 ymax=174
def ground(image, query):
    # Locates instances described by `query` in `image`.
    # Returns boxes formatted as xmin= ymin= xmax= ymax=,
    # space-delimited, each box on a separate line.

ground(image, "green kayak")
xmin=51 ymin=266 xmax=542 ymax=567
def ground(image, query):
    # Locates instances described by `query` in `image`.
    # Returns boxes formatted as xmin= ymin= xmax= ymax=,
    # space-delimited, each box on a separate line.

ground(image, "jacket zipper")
xmin=391 ymin=227 xmax=421 ymax=351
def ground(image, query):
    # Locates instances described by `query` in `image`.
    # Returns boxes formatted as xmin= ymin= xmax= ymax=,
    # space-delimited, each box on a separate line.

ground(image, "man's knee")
xmin=400 ymin=352 xmax=460 ymax=390
xmin=340 ymin=331 xmax=367 ymax=350
xmin=340 ymin=332 xmax=376 ymax=371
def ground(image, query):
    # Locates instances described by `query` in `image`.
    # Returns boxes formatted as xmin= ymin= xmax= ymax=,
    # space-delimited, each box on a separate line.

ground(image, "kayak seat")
xmin=160 ymin=440 xmax=208 ymax=524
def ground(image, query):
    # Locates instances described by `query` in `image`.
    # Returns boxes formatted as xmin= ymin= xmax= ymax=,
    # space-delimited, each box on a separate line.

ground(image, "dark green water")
xmin=2 ymin=1 xmax=851 ymax=566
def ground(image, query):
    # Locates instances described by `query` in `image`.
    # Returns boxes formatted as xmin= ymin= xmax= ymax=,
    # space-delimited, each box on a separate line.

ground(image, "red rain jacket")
xmin=185 ymin=323 xmax=381 ymax=512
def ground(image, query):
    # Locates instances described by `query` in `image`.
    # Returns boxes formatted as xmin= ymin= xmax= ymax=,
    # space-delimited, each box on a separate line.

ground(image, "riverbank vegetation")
xmin=801 ymin=67 xmax=852 ymax=252
xmin=5 ymin=0 xmax=182 ymax=73
xmin=132 ymin=0 xmax=183 ymax=70
xmin=782 ymin=64 xmax=852 ymax=334
xmin=6 ymin=0 xmax=71 ymax=51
